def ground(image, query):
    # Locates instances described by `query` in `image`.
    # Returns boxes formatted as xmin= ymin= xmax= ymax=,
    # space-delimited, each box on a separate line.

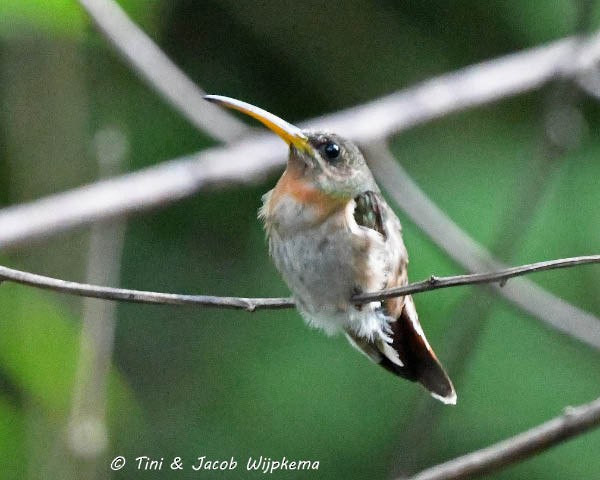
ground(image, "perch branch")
xmin=352 ymin=255 xmax=600 ymax=302
xmin=406 ymin=396 xmax=600 ymax=480
xmin=0 ymin=256 xmax=597 ymax=312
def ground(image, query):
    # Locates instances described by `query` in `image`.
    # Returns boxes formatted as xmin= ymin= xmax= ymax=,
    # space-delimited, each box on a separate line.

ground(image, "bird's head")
xmin=205 ymin=95 xmax=376 ymax=199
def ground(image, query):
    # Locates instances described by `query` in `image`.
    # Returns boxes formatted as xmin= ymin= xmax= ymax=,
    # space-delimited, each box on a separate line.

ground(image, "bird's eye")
xmin=322 ymin=141 xmax=340 ymax=161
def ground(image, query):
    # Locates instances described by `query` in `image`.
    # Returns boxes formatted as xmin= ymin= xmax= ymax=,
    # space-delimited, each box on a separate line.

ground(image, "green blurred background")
xmin=1 ymin=1 xmax=599 ymax=479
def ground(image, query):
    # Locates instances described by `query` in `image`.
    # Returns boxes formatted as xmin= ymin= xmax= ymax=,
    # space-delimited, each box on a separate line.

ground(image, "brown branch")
xmin=406 ymin=396 xmax=600 ymax=480
xmin=0 ymin=263 xmax=293 ymax=312
xmin=0 ymin=256 xmax=597 ymax=312
xmin=352 ymin=255 xmax=600 ymax=302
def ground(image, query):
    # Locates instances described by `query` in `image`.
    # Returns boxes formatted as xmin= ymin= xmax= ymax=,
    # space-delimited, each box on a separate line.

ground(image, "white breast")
xmin=266 ymin=198 xmax=399 ymax=339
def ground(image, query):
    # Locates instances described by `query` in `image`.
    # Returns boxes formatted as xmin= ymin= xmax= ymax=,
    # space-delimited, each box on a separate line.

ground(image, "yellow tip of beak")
xmin=205 ymin=95 xmax=309 ymax=150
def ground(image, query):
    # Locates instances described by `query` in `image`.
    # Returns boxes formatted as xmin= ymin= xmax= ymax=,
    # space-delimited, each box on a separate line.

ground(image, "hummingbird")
xmin=205 ymin=95 xmax=456 ymax=404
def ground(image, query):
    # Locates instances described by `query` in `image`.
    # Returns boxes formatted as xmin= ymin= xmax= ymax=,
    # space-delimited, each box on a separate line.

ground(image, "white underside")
xmin=267 ymin=199 xmax=403 ymax=343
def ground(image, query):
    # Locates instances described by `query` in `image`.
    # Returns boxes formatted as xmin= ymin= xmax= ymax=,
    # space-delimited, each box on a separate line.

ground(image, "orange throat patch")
xmin=266 ymin=168 xmax=347 ymax=223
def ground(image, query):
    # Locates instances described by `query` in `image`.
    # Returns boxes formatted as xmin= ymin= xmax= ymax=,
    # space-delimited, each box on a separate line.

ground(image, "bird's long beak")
xmin=204 ymin=95 xmax=310 ymax=151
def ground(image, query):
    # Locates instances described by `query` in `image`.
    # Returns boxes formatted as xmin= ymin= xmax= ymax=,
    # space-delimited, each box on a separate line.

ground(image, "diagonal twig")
xmin=406 ymin=396 xmax=600 ymax=480
xmin=365 ymin=143 xmax=600 ymax=350
xmin=0 ymin=139 xmax=283 ymax=250
xmin=77 ymin=0 xmax=249 ymax=142
xmin=0 ymin=256 xmax=597 ymax=312
xmin=382 ymin=26 xmax=594 ymax=465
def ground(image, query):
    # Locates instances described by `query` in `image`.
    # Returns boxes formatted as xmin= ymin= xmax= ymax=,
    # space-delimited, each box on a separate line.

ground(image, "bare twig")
xmin=0 ymin=262 xmax=293 ymax=311
xmin=4 ymin=30 xmax=600 ymax=249
xmin=77 ymin=0 xmax=249 ymax=142
xmin=0 ymin=256 xmax=597 ymax=312
xmin=406 ymin=396 xmax=600 ymax=480
xmin=353 ymin=255 xmax=600 ymax=302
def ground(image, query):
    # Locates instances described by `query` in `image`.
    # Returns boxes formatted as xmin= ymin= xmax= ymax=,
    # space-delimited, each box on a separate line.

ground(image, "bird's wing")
xmin=353 ymin=190 xmax=387 ymax=239
xmin=349 ymin=192 xmax=456 ymax=404
xmin=354 ymin=190 xmax=407 ymax=314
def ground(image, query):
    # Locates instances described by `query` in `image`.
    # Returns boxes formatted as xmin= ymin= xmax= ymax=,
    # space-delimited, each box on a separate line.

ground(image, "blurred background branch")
xmin=78 ymin=0 xmax=248 ymax=142
xmin=3 ymin=28 xmax=600 ymax=249
xmin=65 ymin=127 xmax=129 ymax=479
xmin=406 ymin=395 xmax=600 ymax=480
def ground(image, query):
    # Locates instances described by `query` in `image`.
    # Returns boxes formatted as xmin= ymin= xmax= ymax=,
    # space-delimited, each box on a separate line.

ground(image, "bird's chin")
xmin=288 ymin=147 xmax=314 ymax=172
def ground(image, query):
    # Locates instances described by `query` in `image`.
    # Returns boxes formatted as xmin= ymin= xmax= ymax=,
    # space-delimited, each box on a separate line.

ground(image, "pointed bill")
xmin=204 ymin=95 xmax=309 ymax=150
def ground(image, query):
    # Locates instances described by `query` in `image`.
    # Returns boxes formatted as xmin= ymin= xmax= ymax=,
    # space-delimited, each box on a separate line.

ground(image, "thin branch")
xmin=0 ymin=256 xmax=597 ymax=312
xmin=0 ymin=263 xmax=293 ymax=311
xmin=77 ymin=0 xmax=249 ymax=142
xmin=353 ymin=255 xmax=600 ymax=302
xmin=4 ymin=29 xmax=600 ymax=250
xmin=406 ymin=396 xmax=600 ymax=480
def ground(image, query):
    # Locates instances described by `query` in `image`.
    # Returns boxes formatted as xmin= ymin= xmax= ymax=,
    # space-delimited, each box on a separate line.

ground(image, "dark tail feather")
xmin=383 ymin=296 xmax=456 ymax=404
xmin=346 ymin=295 xmax=456 ymax=404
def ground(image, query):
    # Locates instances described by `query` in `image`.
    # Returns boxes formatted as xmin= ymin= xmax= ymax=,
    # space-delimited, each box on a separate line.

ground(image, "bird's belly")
xmin=271 ymin=228 xmax=355 ymax=306
xmin=269 ymin=218 xmax=389 ymax=336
